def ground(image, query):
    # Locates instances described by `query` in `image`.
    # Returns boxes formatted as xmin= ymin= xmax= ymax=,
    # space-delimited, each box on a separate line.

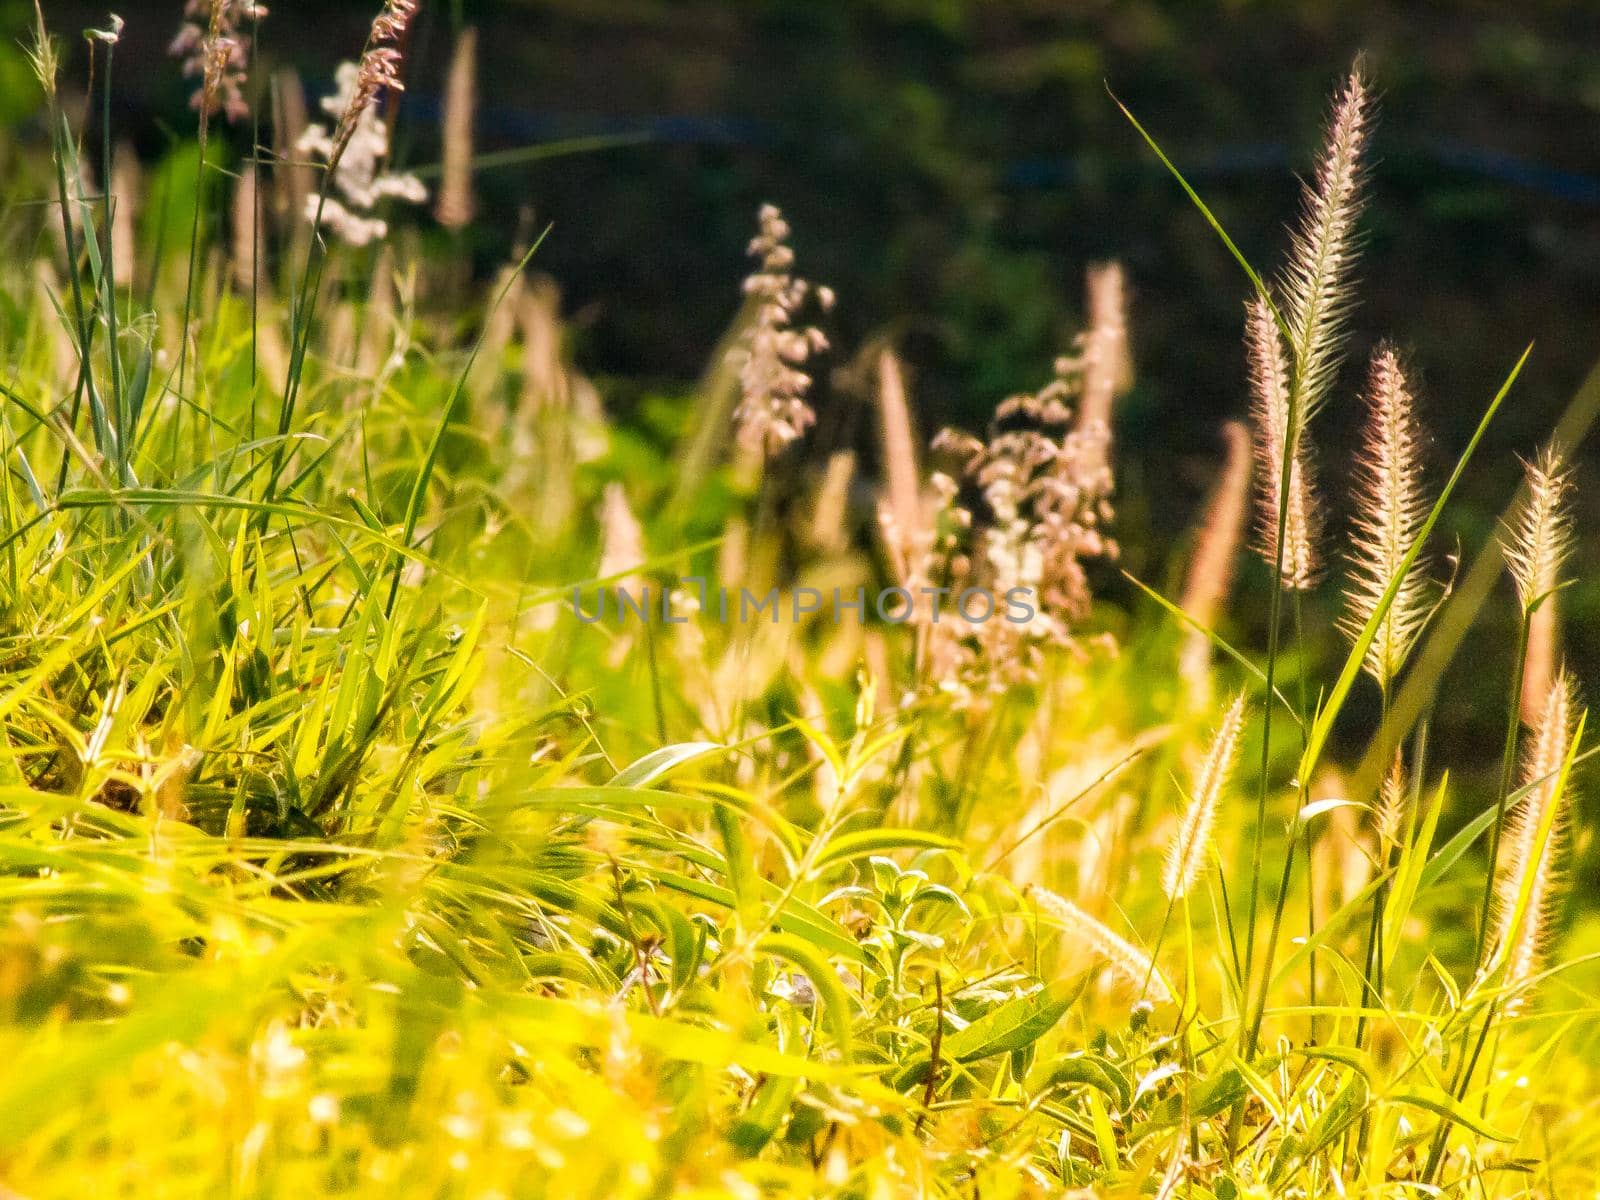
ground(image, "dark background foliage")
xmin=14 ymin=0 xmax=1600 ymax=756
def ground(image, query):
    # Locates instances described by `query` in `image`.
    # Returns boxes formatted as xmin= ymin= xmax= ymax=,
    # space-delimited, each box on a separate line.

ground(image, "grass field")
xmin=1 ymin=4 xmax=1598 ymax=1197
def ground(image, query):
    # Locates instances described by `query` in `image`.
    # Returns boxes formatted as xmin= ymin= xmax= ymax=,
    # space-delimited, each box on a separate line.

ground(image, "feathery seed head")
xmin=1522 ymin=591 xmax=1559 ymax=726
xmin=1280 ymin=67 xmax=1371 ymax=424
xmin=1504 ymin=444 xmax=1574 ymax=615
xmin=1246 ymin=297 xmax=1319 ymax=589
xmin=1492 ymin=669 xmax=1578 ymax=1010
xmin=1340 ymin=347 xmax=1434 ymax=689
xmin=1026 ymin=884 xmax=1172 ymax=1004
xmin=1163 ymin=691 xmax=1247 ymax=899
xmin=1376 ymin=752 xmax=1408 ymax=853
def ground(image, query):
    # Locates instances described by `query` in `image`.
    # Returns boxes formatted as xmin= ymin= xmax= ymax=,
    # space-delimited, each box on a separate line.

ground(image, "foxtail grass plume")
xmin=271 ymin=68 xmax=313 ymax=235
xmin=1280 ymin=67 xmax=1370 ymax=425
xmin=231 ymin=162 xmax=258 ymax=292
xmin=1247 ymin=297 xmax=1319 ymax=589
xmin=1492 ymin=670 xmax=1578 ymax=1013
xmin=1341 ymin=348 xmax=1435 ymax=689
xmin=1522 ymin=593 xmax=1559 ymax=726
xmin=1375 ymin=752 xmax=1408 ymax=853
xmin=110 ymin=141 xmax=140 ymax=279
xmin=171 ymin=0 xmax=266 ymax=123
xmin=435 ymin=27 xmax=478 ymax=231
xmin=1178 ymin=420 xmax=1251 ymax=698
xmin=1504 ymin=445 xmax=1573 ymax=617
xmin=1071 ymin=262 xmax=1130 ymax=498
xmin=598 ymin=482 xmax=646 ymax=603
xmin=1163 ymin=691 xmax=1247 ymax=899
xmin=876 ymin=348 xmax=924 ymax=559
xmin=810 ymin=451 xmax=856 ymax=553
xmin=1026 ymin=884 xmax=1173 ymax=1004
xmin=730 ymin=205 xmax=834 ymax=455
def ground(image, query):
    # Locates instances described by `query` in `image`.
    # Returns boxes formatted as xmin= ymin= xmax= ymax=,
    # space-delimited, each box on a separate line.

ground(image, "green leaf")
xmin=1390 ymin=1088 xmax=1514 ymax=1143
xmin=610 ymin=741 xmax=724 ymax=788
xmin=944 ymin=975 xmax=1085 ymax=1064
xmin=1041 ymin=1052 xmax=1132 ymax=1111
xmin=811 ymin=829 xmax=958 ymax=871
xmin=758 ymin=933 xmax=854 ymax=1057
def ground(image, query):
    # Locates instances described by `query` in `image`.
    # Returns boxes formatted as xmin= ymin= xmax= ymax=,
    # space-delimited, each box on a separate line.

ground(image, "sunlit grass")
xmin=0 ymin=6 xmax=1597 ymax=1198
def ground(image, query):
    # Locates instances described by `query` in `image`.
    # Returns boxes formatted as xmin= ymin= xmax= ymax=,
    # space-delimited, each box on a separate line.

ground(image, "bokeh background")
xmin=11 ymin=0 xmax=1600 ymax=760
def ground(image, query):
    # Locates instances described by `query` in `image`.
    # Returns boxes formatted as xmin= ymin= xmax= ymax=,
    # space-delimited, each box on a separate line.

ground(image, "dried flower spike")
xmin=170 ymin=0 xmax=266 ymax=123
xmin=1341 ymin=347 xmax=1434 ymax=690
xmin=730 ymin=205 xmax=832 ymax=455
xmin=298 ymin=62 xmax=427 ymax=246
xmin=341 ymin=0 xmax=419 ymax=142
xmin=1164 ymin=692 xmax=1248 ymax=899
xmin=435 ymin=26 xmax=478 ymax=230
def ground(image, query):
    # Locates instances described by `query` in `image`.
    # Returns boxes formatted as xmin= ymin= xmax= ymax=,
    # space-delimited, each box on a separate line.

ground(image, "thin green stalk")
xmin=1352 ymin=686 xmax=1392 ymax=1058
xmin=174 ymin=104 xmax=212 ymax=415
xmin=98 ymin=37 xmax=124 ymax=474
xmin=1244 ymin=798 xmax=1304 ymax=1059
xmin=643 ymin=599 xmax=668 ymax=745
xmin=1292 ymin=589 xmax=1315 ymax=1042
xmin=46 ymin=107 xmax=98 ymax=493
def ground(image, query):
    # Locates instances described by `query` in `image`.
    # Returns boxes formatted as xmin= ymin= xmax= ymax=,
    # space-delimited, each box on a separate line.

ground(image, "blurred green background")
xmin=11 ymin=0 xmax=1600 ymax=757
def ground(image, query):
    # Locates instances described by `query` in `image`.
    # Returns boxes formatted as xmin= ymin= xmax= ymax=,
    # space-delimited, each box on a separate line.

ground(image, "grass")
xmin=0 ymin=7 xmax=1597 ymax=1197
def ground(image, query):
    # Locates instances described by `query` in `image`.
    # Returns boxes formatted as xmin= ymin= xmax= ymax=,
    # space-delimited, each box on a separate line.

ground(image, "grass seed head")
xmin=1340 ymin=346 xmax=1434 ymax=690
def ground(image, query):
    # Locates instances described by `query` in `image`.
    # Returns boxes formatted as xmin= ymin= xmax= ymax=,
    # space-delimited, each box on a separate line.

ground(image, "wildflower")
xmin=729 ymin=205 xmax=833 ymax=455
xmin=170 ymin=0 xmax=266 ymax=123
xmin=88 ymin=14 xmax=123 ymax=45
xmin=297 ymin=62 xmax=427 ymax=246
xmin=1341 ymin=347 xmax=1435 ymax=690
